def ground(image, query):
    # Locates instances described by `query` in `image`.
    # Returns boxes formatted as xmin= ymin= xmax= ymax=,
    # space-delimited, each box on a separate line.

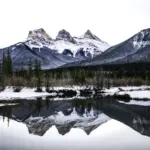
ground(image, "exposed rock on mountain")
xmin=83 ymin=29 xmax=102 ymax=41
xmin=27 ymin=28 xmax=52 ymax=49
xmin=56 ymin=29 xmax=76 ymax=44
xmin=62 ymin=49 xmax=73 ymax=57
xmin=75 ymin=48 xmax=92 ymax=59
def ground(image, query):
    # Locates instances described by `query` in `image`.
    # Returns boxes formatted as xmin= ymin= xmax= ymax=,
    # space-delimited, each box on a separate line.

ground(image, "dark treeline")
xmin=0 ymin=51 xmax=150 ymax=88
xmin=48 ymin=62 xmax=150 ymax=80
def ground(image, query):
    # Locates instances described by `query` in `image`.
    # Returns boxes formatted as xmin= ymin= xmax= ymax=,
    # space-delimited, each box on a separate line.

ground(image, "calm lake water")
xmin=0 ymin=97 xmax=150 ymax=150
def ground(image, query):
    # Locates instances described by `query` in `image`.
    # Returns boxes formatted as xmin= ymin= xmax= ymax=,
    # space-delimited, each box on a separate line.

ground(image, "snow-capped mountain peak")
xmin=56 ymin=29 xmax=76 ymax=43
xmin=26 ymin=28 xmax=52 ymax=49
xmin=28 ymin=28 xmax=52 ymax=41
xmin=83 ymin=29 xmax=101 ymax=41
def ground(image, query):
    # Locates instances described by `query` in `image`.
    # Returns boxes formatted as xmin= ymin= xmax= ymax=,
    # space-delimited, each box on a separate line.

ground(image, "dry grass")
xmin=0 ymin=75 xmax=150 ymax=88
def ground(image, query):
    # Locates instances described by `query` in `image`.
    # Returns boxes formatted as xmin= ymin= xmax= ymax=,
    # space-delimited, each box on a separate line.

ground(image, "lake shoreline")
xmin=0 ymin=85 xmax=150 ymax=101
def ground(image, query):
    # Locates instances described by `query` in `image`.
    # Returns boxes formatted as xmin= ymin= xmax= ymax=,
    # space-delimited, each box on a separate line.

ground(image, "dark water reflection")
xmin=0 ymin=97 xmax=150 ymax=150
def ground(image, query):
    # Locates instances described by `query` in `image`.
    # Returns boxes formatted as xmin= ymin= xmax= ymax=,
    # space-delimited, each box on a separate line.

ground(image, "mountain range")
xmin=0 ymin=28 xmax=109 ymax=69
xmin=0 ymin=28 xmax=150 ymax=69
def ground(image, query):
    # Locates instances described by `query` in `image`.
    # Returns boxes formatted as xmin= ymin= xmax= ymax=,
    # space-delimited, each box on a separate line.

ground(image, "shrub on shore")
xmin=113 ymin=93 xmax=131 ymax=101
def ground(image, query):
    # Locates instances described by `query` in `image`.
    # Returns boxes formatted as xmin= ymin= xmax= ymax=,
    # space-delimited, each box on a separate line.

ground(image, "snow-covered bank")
xmin=104 ymin=86 xmax=150 ymax=99
xmin=118 ymin=91 xmax=150 ymax=99
xmin=0 ymin=86 xmax=90 ymax=100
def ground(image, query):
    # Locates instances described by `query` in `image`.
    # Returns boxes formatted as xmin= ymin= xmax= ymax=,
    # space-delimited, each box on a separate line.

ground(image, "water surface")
xmin=0 ymin=97 xmax=150 ymax=150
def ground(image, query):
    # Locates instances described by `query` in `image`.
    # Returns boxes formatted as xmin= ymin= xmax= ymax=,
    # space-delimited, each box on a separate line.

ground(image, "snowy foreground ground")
xmin=0 ymin=86 xmax=150 ymax=101
xmin=0 ymin=86 xmax=84 ymax=100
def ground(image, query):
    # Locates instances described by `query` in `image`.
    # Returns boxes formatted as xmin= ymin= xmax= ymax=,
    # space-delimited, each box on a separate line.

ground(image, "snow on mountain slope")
xmin=0 ymin=43 xmax=79 ymax=70
xmin=74 ymin=36 xmax=109 ymax=57
xmin=133 ymin=29 xmax=150 ymax=48
xmin=25 ymin=29 xmax=110 ymax=58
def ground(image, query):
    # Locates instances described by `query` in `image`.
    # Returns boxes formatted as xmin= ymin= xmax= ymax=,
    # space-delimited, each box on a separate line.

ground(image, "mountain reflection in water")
xmin=0 ymin=97 xmax=150 ymax=137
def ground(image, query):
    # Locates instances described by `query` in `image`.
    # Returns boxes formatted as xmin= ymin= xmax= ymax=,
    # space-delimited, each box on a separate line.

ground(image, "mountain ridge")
xmin=64 ymin=28 xmax=150 ymax=67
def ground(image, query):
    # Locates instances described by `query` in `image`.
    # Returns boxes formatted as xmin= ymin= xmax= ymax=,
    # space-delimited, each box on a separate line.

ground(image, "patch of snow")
xmin=133 ymin=41 xmax=150 ymax=48
xmin=104 ymin=86 xmax=150 ymax=97
xmin=16 ymin=43 xmax=23 ymax=46
xmin=0 ymin=103 xmax=19 ymax=107
xmin=75 ymin=37 xmax=109 ymax=52
xmin=103 ymin=87 xmax=119 ymax=95
xmin=118 ymin=90 xmax=150 ymax=99
xmin=51 ymin=96 xmax=86 ymax=101
xmin=133 ymin=31 xmax=150 ymax=48
xmin=118 ymin=86 xmax=150 ymax=91
xmin=12 ymin=47 xmax=16 ymax=50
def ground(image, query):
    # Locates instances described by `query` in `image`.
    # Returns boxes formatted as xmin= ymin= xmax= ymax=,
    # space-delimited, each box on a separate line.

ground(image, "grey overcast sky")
xmin=0 ymin=0 xmax=150 ymax=47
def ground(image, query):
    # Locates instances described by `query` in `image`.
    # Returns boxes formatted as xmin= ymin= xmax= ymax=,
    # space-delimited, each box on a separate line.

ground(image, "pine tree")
xmin=34 ymin=59 xmax=42 ymax=90
xmin=2 ymin=52 xmax=6 ymax=75
xmin=45 ymin=72 xmax=50 ymax=90
xmin=107 ymin=73 xmax=111 ymax=89
xmin=37 ymin=60 xmax=42 ymax=87
xmin=20 ymin=61 xmax=25 ymax=77
xmin=34 ymin=59 xmax=39 ymax=77
xmin=7 ymin=50 xmax=13 ymax=76
xmin=28 ymin=58 xmax=32 ymax=78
